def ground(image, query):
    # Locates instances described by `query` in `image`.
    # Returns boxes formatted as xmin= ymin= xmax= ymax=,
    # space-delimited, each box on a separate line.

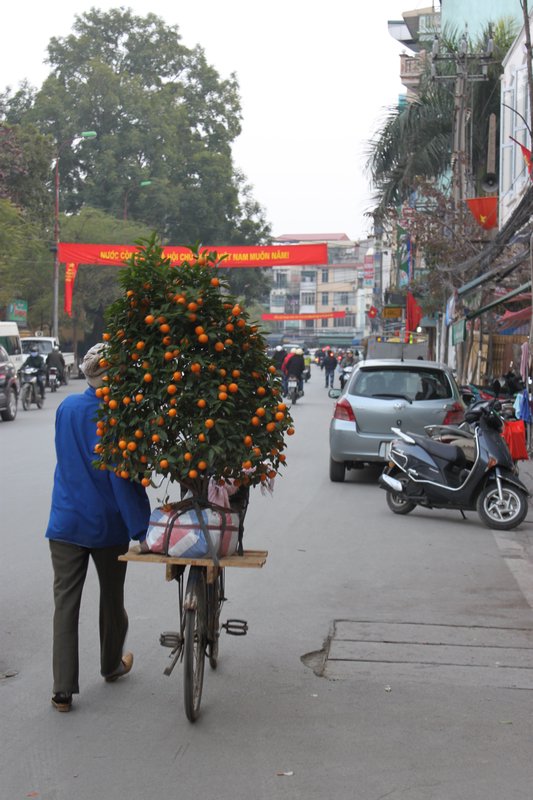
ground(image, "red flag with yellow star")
xmin=510 ymin=136 xmax=533 ymax=177
xmin=466 ymin=197 xmax=498 ymax=230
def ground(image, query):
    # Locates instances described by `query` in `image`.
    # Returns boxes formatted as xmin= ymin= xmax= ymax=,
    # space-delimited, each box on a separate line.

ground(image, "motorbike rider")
xmin=303 ymin=348 xmax=312 ymax=380
xmin=22 ymin=345 xmax=46 ymax=399
xmin=284 ymin=347 xmax=305 ymax=394
xmin=280 ymin=347 xmax=296 ymax=395
xmin=272 ymin=345 xmax=287 ymax=372
xmin=340 ymin=350 xmax=355 ymax=369
xmin=46 ymin=346 xmax=66 ymax=385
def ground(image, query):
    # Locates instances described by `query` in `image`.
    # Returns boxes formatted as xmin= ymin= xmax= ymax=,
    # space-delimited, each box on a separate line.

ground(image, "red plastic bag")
xmin=502 ymin=420 xmax=529 ymax=461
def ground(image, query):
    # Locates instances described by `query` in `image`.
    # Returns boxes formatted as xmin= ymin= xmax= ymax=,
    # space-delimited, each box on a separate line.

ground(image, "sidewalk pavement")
xmin=519 ymin=455 xmax=533 ymax=493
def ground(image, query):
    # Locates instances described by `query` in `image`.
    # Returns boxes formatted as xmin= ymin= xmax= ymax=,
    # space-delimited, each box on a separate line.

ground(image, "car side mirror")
xmin=328 ymin=388 xmax=341 ymax=399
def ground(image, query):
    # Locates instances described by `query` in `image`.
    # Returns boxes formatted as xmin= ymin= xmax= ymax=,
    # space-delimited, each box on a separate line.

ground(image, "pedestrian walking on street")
xmin=45 ymin=343 xmax=151 ymax=712
xmin=322 ymin=350 xmax=337 ymax=388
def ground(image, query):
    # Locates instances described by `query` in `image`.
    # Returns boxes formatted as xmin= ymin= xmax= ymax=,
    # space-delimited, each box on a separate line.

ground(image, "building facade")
xmin=268 ymin=234 xmax=379 ymax=347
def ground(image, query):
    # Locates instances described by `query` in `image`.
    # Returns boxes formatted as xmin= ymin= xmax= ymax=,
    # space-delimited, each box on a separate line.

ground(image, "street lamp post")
xmin=123 ymin=180 xmax=152 ymax=220
xmin=52 ymin=131 xmax=97 ymax=339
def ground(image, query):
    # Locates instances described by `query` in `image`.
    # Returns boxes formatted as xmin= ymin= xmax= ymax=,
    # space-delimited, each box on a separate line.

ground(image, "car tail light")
xmin=333 ymin=398 xmax=356 ymax=422
xmin=442 ymin=401 xmax=464 ymax=425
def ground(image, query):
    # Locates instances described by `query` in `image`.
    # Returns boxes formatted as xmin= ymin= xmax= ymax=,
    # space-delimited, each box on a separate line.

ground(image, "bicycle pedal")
xmin=222 ymin=618 xmax=248 ymax=636
xmin=160 ymin=631 xmax=182 ymax=649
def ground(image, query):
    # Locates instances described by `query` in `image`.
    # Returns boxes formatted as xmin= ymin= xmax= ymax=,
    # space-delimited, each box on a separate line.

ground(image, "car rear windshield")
xmin=352 ymin=367 xmax=453 ymax=401
xmin=22 ymin=340 xmax=52 ymax=354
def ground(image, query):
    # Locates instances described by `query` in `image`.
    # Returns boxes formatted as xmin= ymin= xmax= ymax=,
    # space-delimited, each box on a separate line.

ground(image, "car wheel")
xmin=0 ymin=387 xmax=17 ymax=421
xmin=329 ymin=457 xmax=345 ymax=482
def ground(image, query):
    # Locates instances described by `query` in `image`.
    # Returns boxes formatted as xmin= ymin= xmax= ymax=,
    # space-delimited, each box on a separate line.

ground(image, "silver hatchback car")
xmin=329 ymin=359 xmax=465 ymax=482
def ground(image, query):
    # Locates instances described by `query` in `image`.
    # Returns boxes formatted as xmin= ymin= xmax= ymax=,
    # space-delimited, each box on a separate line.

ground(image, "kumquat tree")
xmin=93 ymin=235 xmax=294 ymax=499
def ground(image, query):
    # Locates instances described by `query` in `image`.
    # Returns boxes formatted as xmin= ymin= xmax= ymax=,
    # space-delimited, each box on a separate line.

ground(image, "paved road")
xmin=2 ymin=370 xmax=533 ymax=799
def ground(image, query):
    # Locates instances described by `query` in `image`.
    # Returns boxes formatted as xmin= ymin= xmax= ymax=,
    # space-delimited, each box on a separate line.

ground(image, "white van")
xmin=0 ymin=322 xmax=24 ymax=372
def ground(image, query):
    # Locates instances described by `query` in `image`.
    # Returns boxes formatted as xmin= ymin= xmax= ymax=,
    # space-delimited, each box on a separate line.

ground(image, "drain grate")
xmin=322 ymin=620 xmax=533 ymax=689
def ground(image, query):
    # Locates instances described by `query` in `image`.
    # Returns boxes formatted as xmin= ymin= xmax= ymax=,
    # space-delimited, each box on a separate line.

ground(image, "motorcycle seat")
xmin=408 ymin=433 xmax=467 ymax=467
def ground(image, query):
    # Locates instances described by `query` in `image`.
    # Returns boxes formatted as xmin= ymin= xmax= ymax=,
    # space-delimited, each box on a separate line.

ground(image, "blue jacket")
xmin=45 ymin=386 xmax=151 ymax=548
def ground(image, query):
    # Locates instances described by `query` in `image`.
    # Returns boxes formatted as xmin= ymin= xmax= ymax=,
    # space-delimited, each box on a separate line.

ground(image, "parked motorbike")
xmin=379 ymin=399 xmax=529 ymax=531
xmin=20 ymin=366 xmax=44 ymax=410
xmin=48 ymin=366 xmax=59 ymax=392
xmin=339 ymin=365 xmax=353 ymax=390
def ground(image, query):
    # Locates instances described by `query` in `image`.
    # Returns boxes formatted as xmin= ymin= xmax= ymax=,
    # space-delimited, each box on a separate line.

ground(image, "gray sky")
xmin=2 ymin=1 xmax=430 ymax=240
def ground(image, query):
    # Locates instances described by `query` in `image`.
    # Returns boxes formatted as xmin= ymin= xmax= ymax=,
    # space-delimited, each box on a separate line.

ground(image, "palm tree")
xmin=366 ymin=20 xmax=518 ymax=215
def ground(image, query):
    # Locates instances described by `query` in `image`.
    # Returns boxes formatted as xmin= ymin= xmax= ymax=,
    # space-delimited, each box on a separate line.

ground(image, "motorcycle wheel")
xmin=50 ymin=378 xmax=57 ymax=392
xmin=386 ymin=473 xmax=417 ymax=515
xmin=290 ymin=388 xmax=297 ymax=405
xmin=21 ymin=384 xmax=31 ymax=411
xmin=476 ymin=482 xmax=529 ymax=530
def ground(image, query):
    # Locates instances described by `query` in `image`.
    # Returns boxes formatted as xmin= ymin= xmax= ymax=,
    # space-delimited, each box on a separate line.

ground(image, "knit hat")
xmin=80 ymin=343 xmax=108 ymax=388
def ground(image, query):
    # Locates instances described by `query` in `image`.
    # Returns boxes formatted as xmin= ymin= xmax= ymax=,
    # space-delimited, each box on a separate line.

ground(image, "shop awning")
xmin=497 ymin=306 xmax=531 ymax=330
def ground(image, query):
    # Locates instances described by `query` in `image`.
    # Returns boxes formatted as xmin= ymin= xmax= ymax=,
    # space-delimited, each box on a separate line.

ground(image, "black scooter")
xmin=379 ymin=399 xmax=530 ymax=530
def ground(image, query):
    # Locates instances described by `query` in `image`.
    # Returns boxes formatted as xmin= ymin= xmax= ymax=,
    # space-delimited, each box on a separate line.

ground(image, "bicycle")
xmin=119 ymin=494 xmax=267 ymax=722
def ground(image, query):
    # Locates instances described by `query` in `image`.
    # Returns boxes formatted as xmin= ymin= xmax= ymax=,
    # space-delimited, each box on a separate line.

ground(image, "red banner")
xmin=261 ymin=311 xmax=345 ymax=321
xmin=64 ymin=262 xmax=79 ymax=317
xmin=57 ymin=242 xmax=328 ymax=269
xmin=406 ymin=291 xmax=423 ymax=332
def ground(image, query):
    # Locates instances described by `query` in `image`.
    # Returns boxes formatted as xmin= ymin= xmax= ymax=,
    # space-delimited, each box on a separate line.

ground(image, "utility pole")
xmin=520 ymin=0 xmax=533 ymax=374
xmin=431 ymin=29 xmax=495 ymax=381
xmin=431 ymin=30 xmax=495 ymax=206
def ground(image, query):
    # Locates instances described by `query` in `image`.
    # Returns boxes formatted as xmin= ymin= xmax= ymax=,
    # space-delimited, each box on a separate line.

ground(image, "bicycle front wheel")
xmin=183 ymin=567 xmax=207 ymax=722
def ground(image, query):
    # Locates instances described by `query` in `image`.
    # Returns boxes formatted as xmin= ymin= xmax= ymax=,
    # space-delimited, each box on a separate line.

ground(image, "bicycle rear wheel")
xmin=207 ymin=569 xmax=225 ymax=670
xmin=183 ymin=567 xmax=207 ymax=722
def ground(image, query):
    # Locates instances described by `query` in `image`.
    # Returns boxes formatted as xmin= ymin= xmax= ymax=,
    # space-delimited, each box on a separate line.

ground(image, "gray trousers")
xmin=49 ymin=540 xmax=129 ymax=695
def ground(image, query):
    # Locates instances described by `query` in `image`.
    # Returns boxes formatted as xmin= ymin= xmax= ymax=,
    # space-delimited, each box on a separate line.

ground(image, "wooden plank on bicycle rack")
xmin=119 ymin=545 xmax=268 ymax=570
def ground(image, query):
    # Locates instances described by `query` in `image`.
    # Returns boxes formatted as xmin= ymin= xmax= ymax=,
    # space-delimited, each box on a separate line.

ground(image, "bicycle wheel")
xmin=183 ymin=567 xmax=207 ymax=722
xmin=207 ymin=569 xmax=225 ymax=670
